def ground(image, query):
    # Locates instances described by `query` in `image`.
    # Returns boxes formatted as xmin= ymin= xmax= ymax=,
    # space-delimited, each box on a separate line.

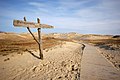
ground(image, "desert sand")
xmin=0 ymin=32 xmax=120 ymax=80
xmin=0 ymin=42 xmax=83 ymax=80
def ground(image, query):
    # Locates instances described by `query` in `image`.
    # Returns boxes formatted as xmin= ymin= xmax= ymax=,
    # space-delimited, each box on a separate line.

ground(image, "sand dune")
xmin=0 ymin=42 xmax=83 ymax=80
xmin=0 ymin=32 xmax=120 ymax=80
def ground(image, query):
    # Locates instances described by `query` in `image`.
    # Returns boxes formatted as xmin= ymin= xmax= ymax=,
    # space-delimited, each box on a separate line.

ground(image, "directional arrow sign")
xmin=13 ymin=20 xmax=54 ymax=28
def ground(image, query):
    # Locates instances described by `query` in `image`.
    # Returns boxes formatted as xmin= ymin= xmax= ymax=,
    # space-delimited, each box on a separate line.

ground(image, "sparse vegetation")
xmin=0 ymin=33 xmax=71 ymax=56
xmin=84 ymin=38 xmax=120 ymax=50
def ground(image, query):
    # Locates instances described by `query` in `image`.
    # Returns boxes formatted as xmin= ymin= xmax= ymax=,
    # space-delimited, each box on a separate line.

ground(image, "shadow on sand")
xmin=27 ymin=50 xmax=40 ymax=59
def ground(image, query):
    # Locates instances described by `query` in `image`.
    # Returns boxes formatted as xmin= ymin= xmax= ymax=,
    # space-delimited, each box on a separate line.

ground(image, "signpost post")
xmin=13 ymin=17 xmax=54 ymax=59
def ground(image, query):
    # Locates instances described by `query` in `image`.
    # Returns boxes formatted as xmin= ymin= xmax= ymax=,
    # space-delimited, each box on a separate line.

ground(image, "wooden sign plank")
xmin=13 ymin=20 xmax=54 ymax=28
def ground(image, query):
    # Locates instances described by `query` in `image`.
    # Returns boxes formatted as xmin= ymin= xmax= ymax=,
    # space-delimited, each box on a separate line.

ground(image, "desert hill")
xmin=0 ymin=32 xmax=84 ymax=80
xmin=0 ymin=32 xmax=120 ymax=80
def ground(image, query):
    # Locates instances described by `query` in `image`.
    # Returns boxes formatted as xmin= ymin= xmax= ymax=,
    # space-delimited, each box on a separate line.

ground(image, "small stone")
xmin=66 ymin=65 xmax=72 ymax=71
xmin=61 ymin=61 xmax=66 ymax=67
xmin=58 ymin=76 xmax=62 ymax=79
xmin=74 ymin=64 xmax=78 ymax=71
xmin=31 ymin=66 xmax=37 ymax=72
xmin=4 ymin=58 xmax=10 ymax=61
xmin=32 ymin=74 xmax=36 ymax=77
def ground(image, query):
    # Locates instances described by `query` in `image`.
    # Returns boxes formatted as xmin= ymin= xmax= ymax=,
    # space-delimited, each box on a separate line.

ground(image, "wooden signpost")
xmin=13 ymin=17 xmax=54 ymax=59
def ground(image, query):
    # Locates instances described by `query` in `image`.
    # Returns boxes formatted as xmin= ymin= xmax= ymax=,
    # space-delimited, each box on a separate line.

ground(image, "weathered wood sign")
xmin=13 ymin=17 xmax=54 ymax=59
xmin=13 ymin=20 xmax=54 ymax=28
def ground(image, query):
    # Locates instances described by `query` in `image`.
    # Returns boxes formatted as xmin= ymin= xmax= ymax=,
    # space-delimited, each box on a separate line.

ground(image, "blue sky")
xmin=0 ymin=0 xmax=120 ymax=35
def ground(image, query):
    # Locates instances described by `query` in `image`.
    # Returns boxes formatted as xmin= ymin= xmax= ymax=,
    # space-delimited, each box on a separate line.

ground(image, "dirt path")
xmin=0 ymin=42 xmax=83 ymax=80
xmin=80 ymin=44 xmax=120 ymax=80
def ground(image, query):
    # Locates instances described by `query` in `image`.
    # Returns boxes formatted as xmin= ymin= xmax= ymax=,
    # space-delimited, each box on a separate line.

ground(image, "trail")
xmin=80 ymin=44 xmax=120 ymax=80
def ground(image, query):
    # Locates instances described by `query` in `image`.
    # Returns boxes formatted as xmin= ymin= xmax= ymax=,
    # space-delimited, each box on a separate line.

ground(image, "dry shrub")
xmin=0 ymin=36 xmax=68 ymax=55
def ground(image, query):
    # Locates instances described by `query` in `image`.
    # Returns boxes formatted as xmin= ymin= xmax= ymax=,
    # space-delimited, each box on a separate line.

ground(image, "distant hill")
xmin=0 ymin=31 xmax=5 ymax=33
xmin=45 ymin=32 xmax=113 ymax=41
xmin=0 ymin=32 xmax=116 ymax=41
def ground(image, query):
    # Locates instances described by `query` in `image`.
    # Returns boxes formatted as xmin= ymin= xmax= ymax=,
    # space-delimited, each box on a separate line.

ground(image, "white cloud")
xmin=0 ymin=0 xmax=120 ymax=34
xmin=28 ymin=2 xmax=45 ymax=7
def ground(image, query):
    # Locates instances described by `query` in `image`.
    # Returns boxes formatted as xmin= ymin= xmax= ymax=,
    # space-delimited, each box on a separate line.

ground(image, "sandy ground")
xmin=98 ymin=48 xmax=120 ymax=69
xmin=0 ymin=42 xmax=83 ymax=80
